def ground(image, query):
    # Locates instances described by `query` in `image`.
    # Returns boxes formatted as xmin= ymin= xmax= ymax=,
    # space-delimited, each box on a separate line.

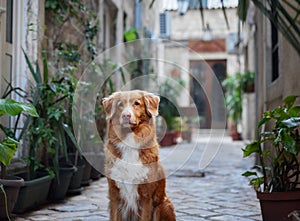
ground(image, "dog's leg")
xmin=153 ymin=199 xmax=176 ymax=221
xmin=138 ymin=197 xmax=153 ymax=221
xmin=152 ymin=206 xmax=160 ymax=221
xmin=108 ymin=179 xmax=122 ymax=221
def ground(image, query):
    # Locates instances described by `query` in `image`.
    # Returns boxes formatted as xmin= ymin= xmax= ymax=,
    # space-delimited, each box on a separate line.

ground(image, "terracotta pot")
xmin=159 ymin=131 xmax=175 ymax=147
xmin=230 ymin=124 xmax=242 ymax=141
xmin=257 ymin=191 xmax=300 ymax=221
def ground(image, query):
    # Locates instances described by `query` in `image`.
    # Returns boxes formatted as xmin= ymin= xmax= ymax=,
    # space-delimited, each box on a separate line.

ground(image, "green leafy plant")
xmin=0 ymin=98 xmax=38 ymax=179
xmin=23 ymin=50 xmax=80 ymax=179
xmin=242 ymin=95 xmax=300 ymax=192
xmin=222 ymin=73 xmax=243 ymax=125
xmin=241 ymin=70 xmax=255 ymax=93
xmin=158 ymin=78 xmax=185 ymax=131
xmin=124 ymin=28 xmax=139 ymax=42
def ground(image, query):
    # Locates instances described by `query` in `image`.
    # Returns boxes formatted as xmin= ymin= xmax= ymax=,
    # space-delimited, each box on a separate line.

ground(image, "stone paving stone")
xmin=214 ymin=208 xmax=260 ymax=217
xmin=187 ymin=208 xmax=218 ymax=218
xmin=177 ymin=216 xmax=208 ymax=221
xmin=211 ymin=201 xmax=243 ymax=208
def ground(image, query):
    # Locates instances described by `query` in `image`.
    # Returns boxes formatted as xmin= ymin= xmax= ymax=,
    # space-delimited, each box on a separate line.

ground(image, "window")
xmin=159 ymin=12 xmax=170 ymax=38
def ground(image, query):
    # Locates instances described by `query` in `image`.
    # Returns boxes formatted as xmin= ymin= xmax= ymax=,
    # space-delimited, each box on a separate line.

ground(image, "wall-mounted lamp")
xmin=203 ymin=23 xmax=212 ymax=41
xmin=177 ymin=0 xmax=189 ymax=16
xmin=0 ymin=7 xmax=6 ymax=16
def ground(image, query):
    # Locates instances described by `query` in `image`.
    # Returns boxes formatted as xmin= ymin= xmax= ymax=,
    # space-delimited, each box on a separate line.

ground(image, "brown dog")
xmin=102 ymin=90 xmax=176 ymax=221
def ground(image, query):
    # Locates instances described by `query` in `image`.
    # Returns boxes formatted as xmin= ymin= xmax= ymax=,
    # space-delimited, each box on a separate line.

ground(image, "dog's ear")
xmin=144 ymin=93 xmax=160 ymax=117
xmin=102 ymin=92 xmax=119 ymax=120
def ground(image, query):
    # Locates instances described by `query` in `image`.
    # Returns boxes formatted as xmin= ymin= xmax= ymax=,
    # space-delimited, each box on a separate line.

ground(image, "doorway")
xmin=190 ymin=60 xmax=226 ymax=128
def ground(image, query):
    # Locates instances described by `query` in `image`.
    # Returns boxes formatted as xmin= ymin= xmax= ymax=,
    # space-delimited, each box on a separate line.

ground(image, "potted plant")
xmin=242 ymin=95 xmax=300 ymax=220
xmin=0 ymin=97 xmax=38 ymax=219
xmin=222 ymin=73 xmax=243 ymax=140
xmin=24 ymin=51 xmax=78 ymax=202
xmin=158 ymin=78 xmax=185 ymax=146
xmin=241 ymin=70 xmax=255 ymax=93
xmin=13 ymin=50 xmax=80 ymax=212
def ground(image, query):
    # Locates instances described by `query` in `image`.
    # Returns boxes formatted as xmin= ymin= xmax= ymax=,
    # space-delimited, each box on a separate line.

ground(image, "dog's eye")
xmin=134 ymin=101 xmax=140 ymax=106
xmin=118 ymin=101 xmax=124 ymax=107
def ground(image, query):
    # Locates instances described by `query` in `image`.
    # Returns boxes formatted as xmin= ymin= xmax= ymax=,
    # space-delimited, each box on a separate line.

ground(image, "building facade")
xmin=243 ymin=0 xmax=300 ymax=135
xmin=158 ymin=0 xmax=242 ymax=129
xmin=0 ymin=0 xmax=160 ymax=156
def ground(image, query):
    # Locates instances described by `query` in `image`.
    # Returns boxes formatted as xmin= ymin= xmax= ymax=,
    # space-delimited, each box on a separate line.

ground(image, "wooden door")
xmin=190 ymin=60 xmax=226 ymax=128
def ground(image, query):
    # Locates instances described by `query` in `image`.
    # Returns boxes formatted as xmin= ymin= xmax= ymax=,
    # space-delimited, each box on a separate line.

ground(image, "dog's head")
xmin=102 ymin=90 xmax=160 ymax=129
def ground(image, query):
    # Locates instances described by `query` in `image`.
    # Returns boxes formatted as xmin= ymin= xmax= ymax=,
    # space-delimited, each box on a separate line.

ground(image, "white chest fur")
xmin=110 ymin=133 xmax=149 ymax=217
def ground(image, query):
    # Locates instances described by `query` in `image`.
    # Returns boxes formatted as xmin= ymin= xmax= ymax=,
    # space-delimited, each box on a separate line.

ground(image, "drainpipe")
xmin=134 ymin=0 xmax=142 ymax=32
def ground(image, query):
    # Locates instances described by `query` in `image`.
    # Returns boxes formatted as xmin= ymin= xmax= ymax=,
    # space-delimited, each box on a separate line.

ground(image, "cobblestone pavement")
xmin=13 ymin=133 xmax=262 ymax=221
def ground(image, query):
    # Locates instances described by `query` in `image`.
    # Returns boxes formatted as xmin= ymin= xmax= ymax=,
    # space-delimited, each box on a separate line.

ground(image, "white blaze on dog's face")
xmin=102 ymin=90 xmax=160 ymax=128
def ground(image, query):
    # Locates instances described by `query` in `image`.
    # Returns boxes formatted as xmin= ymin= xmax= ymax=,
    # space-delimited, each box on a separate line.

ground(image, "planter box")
xmin=257 ymin=191 xmax=300 ymax=221
xmin=0 ymin=176 xmax=24 ymax=218
xmin=60 ymin=154 xmax=86 ymax=194
xmin=81 ymin=158 xmax=92 ymax=186
xmin=13 ymin=172 xmax=54 ymax=214
xmin=48 ymin=165 xmax=77 ymax=201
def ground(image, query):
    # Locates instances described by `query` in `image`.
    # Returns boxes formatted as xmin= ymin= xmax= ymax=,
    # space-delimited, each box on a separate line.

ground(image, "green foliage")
xmin=222 ymin=72 xmax=243 ymax=125
xmin=84 ymin=20 xmax=99 ymax=59
xmin=242 ymin=95 xmax=300 ymax=192
xmin=0 ymin=99 xmax=38 ymax=117
xmin=0 ymin=137 xmax=18 ymax=167
xmin=56 ymin=43 xmax=81 ymax=64
xmin=241 ymin=70 xmax=255 ymax=92
xmin=0 ymin=97 xmax=38 ymax=178
xmin=45 ymin=0 xmax=99 ymax=61
xmin=223 ymin=71 xmax=255 ymax=125
xmin=158 ymin=78 xmax=185 ymax=131
xmin=23 ymin=50 xmax=80 ymax=179
xmin=45 ymin=0 xmax=85 ymax=21
xmin=124 ymin=28 xmax=139 ymax=42
xmin=238 ymin=0 xmax=250 ymax=23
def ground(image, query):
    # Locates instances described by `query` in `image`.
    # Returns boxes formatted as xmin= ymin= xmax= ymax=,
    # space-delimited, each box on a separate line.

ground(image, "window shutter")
xmin=159 ymin=12 xmax=170 ymax=38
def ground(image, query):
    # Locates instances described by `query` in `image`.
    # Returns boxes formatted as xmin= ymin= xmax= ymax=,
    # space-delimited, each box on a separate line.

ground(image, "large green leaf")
xmin=282 ymin=131 xmax=297 ymax=155
xmin=283 ymin=95 xmax=298 ymax=110
xmin=249 ymin=177 xmax=264 ymax=190
xmin=238 ymin=0 xmax=250 ymax=23
xmin=0 ymin=99 xmax=39 ymax=117
xmin=63 ymin=123 xmax=82 ymax=154
xmin=242 ymin=171 xmax=257 ymax=177
xmin=242 ymin=141 xmax=260 ymax=157
xmin=257 ymin=117 xmax=271 ymax=128
xmin=289 ymin=106 xmax=300 ymax=117
xmin=0 ymin=137 xmax=18 ymax=166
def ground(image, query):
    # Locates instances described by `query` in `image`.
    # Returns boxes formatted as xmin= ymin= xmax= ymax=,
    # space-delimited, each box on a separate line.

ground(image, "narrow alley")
xmin=13 ymin=133 xmax=262 ymax=221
